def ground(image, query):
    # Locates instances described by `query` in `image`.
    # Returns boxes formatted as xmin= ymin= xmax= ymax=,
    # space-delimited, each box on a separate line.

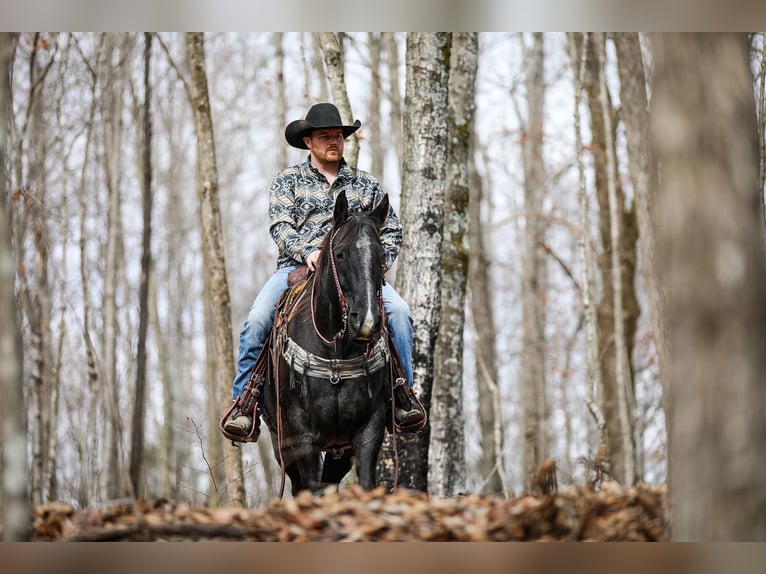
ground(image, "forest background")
xmin=1 ymin=32 xmax=766 ymax=541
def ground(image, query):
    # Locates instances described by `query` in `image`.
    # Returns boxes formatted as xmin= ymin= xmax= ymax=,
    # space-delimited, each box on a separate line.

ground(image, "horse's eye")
xmin=335 ymin=252 xmax=344 ymax=259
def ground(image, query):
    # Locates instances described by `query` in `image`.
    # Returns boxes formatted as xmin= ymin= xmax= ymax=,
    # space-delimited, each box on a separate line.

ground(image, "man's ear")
xmin=334 ymin=190 xmax=349 ymax=226
xmin=369 ymin=194 xmax=389 ymax=227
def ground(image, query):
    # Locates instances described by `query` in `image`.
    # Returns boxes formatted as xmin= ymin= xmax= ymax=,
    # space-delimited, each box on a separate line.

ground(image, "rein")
xmin=311 ymin=227 xmax=348 ymax=346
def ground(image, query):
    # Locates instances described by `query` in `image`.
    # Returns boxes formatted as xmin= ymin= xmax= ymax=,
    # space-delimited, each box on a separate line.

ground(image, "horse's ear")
xmin=369 ymin=194 xmax=389 ymax=227
xmin=333 ymin=190 xmax=349 ymax=226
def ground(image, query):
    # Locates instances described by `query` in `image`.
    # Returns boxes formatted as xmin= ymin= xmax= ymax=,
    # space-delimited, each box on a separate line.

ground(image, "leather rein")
xmin=310 ymin=226 xmax=348 ymax=345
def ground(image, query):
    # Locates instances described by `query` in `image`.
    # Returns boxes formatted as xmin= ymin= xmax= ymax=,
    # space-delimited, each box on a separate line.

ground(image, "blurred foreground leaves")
xmin=31 ymin=482 xmax=667 ymax=541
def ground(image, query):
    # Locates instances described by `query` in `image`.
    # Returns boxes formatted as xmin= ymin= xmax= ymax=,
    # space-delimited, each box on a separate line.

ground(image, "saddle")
xmin=219 ymin=266 xmax=427 ymax=443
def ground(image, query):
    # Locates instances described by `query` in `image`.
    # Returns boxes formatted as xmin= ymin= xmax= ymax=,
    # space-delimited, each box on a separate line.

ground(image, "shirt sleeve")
xmin=368 ymin=177 xmax=403 ymax=271
xmin=268 ymin=170 xmax=311 ymax=264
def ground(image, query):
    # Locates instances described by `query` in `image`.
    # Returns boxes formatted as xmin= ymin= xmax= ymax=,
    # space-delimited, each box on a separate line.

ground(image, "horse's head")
xmin=322 ymin=190 xmax=389 ymax=344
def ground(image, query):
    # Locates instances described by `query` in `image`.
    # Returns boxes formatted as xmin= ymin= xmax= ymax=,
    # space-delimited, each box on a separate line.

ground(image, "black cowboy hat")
xmin=284 ymin=103 xmax=361 ymax=149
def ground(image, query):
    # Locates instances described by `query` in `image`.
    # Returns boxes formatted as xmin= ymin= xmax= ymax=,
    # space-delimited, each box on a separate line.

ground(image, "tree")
xmin=468 ymin=139 xmax=506 ymax=495
xmin=383 ymin=33 xmax=404 ymax=167
xmin=567 ymin=33 xmax=608 ymax=464
xmin=596 ymin=33 xmax=636 ymax=485
xmin=367 ymin=33 xmax=384 ymax=177
xmin=518 ymin=32 xmax=549 ymax=486
xmin=613 ymin=33 xmax=670 ymax=448
xmin=1 ymin=30 xmax=31 ymax=542
xmin=580 ymin=33 xmax=639 ymax=484
xmin=319 ymin=32 xmax=359 ymax=166
xmin=129 ymin=32 xmax=154 ymax=499
xmin=429 ymin=32 xmax=478 ymax=498
xmin=185 ymin=32 xmax=244 ymax=506
xmin=100 ymin=33 xmax=132 ymax=499
xmin=653 ymin=32 xmax=766 ymax=540
xmin=383 ymin=32 xmax=451 ymax=492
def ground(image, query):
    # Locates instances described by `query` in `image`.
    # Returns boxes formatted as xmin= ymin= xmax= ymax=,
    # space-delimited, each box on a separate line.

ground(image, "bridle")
xmin=310 ymin=219 xmax=384 ymax=347
xmin=311 ymin=226 xmax=348 ymax=345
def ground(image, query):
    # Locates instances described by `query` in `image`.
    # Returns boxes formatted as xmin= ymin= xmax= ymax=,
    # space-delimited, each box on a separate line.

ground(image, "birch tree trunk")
xmin=185 ymin=32 xmax=244 ymax=506
xmin=319 ymin=32 xmax=359 ymax=166
xmin=519 ymin=32 xmax=548 ymax=486
xmin=653 ymin=32 xmax=766 ymax=540
xmin=567 ymin=33 xmax=608 ymax=458
xmin=429 ymin=32 xmax=477 ymax=498
xmin=1 ymin=30 xmax=31 ymax=542
xmin=613 ymin=33 xmax=670 ymax=443
xmin=382 ymin=32 xmax=450 ymax=492
xmin=129 ymin=32 xmax=153 ymax=499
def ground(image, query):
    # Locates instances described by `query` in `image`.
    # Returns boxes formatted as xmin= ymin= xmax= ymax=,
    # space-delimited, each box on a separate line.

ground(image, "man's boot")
xmin=223 ymin=405 xmax=260 ymax=441
xmin=393 ymin=378 xmax=426 ymax=429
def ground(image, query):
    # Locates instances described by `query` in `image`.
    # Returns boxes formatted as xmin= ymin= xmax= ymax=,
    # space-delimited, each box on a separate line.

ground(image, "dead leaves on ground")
xmin=31 ymin=482 xmax=667 ymax=542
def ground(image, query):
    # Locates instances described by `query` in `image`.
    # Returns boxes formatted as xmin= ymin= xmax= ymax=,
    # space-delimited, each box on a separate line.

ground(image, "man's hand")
xmin=306 ymin=249 xmax=321 ymax=271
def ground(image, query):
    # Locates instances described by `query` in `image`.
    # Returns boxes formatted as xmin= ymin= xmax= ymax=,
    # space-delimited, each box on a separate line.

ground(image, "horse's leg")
xmin=288 ymin=439 xmax=323 ymax=496
xmin=352 ymin=410 xmax=386 ymax=490
xmin=320 ymin=449 xmax=353 ymax=486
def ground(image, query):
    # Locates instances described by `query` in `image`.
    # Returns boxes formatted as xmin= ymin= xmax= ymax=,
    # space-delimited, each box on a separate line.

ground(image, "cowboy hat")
xmin=284 ymin=103 xmax=361 ymax=149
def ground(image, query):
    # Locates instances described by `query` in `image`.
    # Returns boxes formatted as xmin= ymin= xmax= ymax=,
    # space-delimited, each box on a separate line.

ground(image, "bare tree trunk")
xmin=756 ymin=33 xmax=766 ymax=196
xmin=518 ymin=33 xmax=548 ymax=487
xmin=311 ymin=33 xmax=329 ymax=103
xmin=429 ymin=32 xmax=477 ymax=498
xmin=383 ymin=33 xmax=404 ymax=169
xmin=185 ymin=32 xmax=244 ymax=506
xmin=367 ymin=33 xmax=384 ymax=176
xmin=567 ymin=33 xmax=608 ymax=457
xmin=101 ymin=33 xmax=131 ymax=500
xmin=613 ymin=33 xmax=670 ymax=448
xmin=596 ymin=34 xmax=636 ymax=486
xmin=581 ymin=33 xmax=640 ymax=483
xmin=654 ymin=32 xmax=766 ymax=541
xmin=201 ymin=254 xmax=222 ymax=503
xmin=274 ymin=33 xmax=287 ymax=170
xmin=129 ymin=32 xmax=153 ymax=499
xmin=77 ymin=69 xmax=101 ymax=507
xmin=319 ymin=32 xmax=359 ymax=166
xmin=1 ymin=30 xmax=31 ymax=542
xmin=468 ymin=139 xmax=505 ymax=495
xmin=755 ymin=33 xmax=766 ymax=244
xmin=381 ymin=32 xmax=450 ymax=492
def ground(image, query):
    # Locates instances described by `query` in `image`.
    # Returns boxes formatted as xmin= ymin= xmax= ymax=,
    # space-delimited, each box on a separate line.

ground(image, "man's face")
xmin=305 ymin=128 xmax=344 ymax=164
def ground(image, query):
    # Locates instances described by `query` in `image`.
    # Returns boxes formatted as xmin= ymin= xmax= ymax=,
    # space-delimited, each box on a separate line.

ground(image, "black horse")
xmin=261 ymin=190 xmax=391 ymax=495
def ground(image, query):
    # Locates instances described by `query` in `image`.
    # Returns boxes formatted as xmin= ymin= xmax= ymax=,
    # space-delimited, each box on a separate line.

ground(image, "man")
xmin=224 ymin=102 xmax=424 ymax=438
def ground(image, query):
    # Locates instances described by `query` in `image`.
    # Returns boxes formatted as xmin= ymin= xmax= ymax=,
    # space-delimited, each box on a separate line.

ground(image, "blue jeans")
xmin=232 ymin=265 xmax=414 ymax=400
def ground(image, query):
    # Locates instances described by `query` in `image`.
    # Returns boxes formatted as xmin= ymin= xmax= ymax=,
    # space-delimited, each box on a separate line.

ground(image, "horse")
xmin=261 ymin=190 xmax=392 ymax=496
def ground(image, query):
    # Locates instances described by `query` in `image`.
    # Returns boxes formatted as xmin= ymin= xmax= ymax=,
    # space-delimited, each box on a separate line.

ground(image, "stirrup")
xmin=219 ymin=399 xmax=261 ymax=444
xmin=391 ymin=378 xmax=427 ymax=434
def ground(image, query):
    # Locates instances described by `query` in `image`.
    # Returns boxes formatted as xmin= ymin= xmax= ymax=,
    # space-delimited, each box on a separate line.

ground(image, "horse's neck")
xmin=309 ymin=266 xmax=345 ymax=347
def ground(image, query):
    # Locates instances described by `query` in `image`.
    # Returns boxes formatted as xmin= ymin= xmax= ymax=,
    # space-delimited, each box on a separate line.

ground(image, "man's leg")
xmin=382 ymin=283 xmax=425 ymax=427
xmin=382 ymin=283 xmax=414 ymax=385
xmin=225 ymin=266 xmax=296 ymax=436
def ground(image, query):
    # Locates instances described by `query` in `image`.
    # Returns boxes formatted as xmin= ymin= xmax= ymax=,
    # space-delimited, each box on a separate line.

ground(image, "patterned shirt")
xmin=269 ymin=156 xmax=403 ymax=270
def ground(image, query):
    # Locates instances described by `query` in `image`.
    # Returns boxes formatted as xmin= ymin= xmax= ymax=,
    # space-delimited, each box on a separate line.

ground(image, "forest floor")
xmin=31 ymin=481 xmax=668 ymax=541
